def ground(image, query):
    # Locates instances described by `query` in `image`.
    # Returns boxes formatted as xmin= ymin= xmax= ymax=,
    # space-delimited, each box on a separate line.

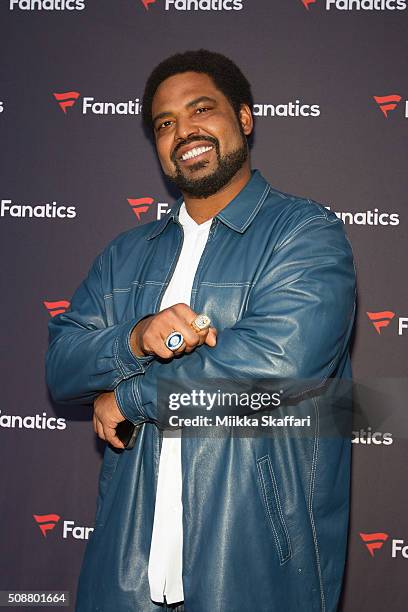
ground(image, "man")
xmin=46 ymin=49 xmax=356 ymax=612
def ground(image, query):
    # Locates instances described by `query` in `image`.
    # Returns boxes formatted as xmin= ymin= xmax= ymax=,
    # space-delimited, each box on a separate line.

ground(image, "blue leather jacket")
xmin=46 ymin=170 xmax=356 ymax=612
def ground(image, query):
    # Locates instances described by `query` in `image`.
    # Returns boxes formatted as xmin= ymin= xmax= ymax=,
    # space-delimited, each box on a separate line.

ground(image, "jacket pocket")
xmin=256 ymin=454 xmax=291 ymax=565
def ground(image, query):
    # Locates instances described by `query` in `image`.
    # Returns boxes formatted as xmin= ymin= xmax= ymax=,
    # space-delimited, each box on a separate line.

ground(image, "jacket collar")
xmin=146 ymin=169 xmax=270 ymax=240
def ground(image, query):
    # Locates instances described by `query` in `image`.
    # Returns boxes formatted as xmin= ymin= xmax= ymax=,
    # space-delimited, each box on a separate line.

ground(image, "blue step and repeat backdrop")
xmin=0 ymin=1 xmax=407 ymax=610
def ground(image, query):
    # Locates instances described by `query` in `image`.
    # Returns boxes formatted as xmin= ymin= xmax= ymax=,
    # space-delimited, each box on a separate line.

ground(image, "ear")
xmin=239 ymin=104 xmax=254 ymax=136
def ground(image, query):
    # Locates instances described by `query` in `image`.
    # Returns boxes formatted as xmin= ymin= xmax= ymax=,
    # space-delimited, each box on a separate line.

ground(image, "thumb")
xmin=205 ymin=327 xmax=217 ymax=347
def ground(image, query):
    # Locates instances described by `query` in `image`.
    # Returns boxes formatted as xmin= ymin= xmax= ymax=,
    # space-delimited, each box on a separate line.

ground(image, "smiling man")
xmin=46 ymin=50 xmax=356 ymax=612
xmin=151 ymin=69 xmax=251 ymax=210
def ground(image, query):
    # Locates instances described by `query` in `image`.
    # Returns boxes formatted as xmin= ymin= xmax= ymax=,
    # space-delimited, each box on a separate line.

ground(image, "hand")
xmin=93 ymin=391 xmax=126 ymax=449
xmin=130 ymin=303 xmax=217 ymax=359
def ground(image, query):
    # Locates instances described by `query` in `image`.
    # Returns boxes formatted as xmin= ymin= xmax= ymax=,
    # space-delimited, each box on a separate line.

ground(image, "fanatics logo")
xmin=326 ymin=0 xmax=406 ymax=8
xmin=53 ymin=91 xmax=146 ymax=116
xmin=301 ymin=0 xmax=316 ymax=8
xmin=366 ymin=311 xmax=395 ymax=334
xmin=367 ymin=311 xmax=408 ymax=336
xmin=359 ymin=532 xmax=389 ymax=557
xmin=1 ymin=199 xmax=77 ymax=219
xmin=52 ymin=91 xmax=142 ymax=116
xmin=324 ymin=205 xmax=399 ymax=226
xmin=33 ymin=514 xmax=60 ymax=537
xmin=128 ymin=197 xmax=171 ymax=221
xmin=140 ymin=0 xmax=156 ymax=7
xmin=127 ymin=197 xmax=154 ymax=221
xmin=53 ymin=91 xmax=80 ymax=114
xmin=44 ymin=300 xmax=70 ymax=317
xmin=33 ymin=514 xmax=94 ymax=540
xmin=9 ymin=0 xmax=85 ymax=9
xmin=164 ymin=0 xmax=244 ymax=10
xmin=82 ymin=97 xmax=141 ymax=115
xmin=371 ymin=91 xmax=408 ymax=118
xmin=351 ymin=428 xmax=393 ymax=445
xmin=1 ymin=411 xmax=66 ymax=431
xmin=300 ymin=0 xmax=407 ymax=9
xmin=373 ymin=94 xmax=402 ymax=117
xmin=253 ymin=100 xmax=320 ymax=118
xmin=359 ymin=532 xmax=408 ymax=559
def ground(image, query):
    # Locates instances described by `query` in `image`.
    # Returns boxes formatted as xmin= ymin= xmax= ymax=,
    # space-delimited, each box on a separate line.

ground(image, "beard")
xmin=164 ymin=132 xmax=248 ymax=199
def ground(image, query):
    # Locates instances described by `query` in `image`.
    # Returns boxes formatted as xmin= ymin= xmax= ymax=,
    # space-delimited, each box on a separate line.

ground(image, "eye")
xmin=196 ymin=106 xmax=210 ymax=114
xmin=156 ymin=119 xmax=173 ymax=131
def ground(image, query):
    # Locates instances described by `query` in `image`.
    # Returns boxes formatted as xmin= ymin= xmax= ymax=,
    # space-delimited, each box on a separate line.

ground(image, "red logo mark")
xmin=127 ymin=197 xmax=154 ymax=221
xmin=373 ymin=94 xmax=402 ymax=118
xmin=53 ymin=91 xmax=80 ymax=114
xmin=33 ymin=513 xmax=61 ymax=537
xmin=301 ymin=0 xmax=316 ymax=8
xmin=366 ymin=311 xmax=395 ymax=334
xmin=44 ymin=300 xmax=70 ymax=317
xmin=140 ymin=0 xmax=156 ymax=8
xmin=359 ymin=532 xmax=389 ymax=557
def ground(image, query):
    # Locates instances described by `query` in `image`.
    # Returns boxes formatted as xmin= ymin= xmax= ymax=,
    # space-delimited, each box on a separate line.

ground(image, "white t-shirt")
xmin=148 ymin=202 xmax=213 ymax=604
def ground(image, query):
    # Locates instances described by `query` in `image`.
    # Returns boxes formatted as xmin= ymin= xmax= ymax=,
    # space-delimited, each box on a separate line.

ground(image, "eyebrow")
xmin=152 ymin=96 xmax=217 ymax=126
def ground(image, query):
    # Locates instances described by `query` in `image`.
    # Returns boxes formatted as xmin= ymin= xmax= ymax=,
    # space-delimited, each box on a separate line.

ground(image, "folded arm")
xmin=115 ymin=217 xmax=356 ymax=426
xmin=45 ymin=253 xmax=153 ymax=405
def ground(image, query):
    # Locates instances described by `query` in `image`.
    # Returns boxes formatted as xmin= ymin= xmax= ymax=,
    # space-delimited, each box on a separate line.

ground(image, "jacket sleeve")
xmin=115 ymin=215 xmax=356 ymax=426
xmin=45 ymin=252 xmax=153 ymax=406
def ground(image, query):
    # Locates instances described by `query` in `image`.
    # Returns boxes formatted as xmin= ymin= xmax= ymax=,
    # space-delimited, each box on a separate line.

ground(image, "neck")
xmin=182 ymin=162 xmax=252 ymax=224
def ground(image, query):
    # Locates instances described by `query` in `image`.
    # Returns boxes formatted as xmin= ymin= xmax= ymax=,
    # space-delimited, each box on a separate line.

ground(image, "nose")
xmin=174 ymin=113 xmax=200 ymax=142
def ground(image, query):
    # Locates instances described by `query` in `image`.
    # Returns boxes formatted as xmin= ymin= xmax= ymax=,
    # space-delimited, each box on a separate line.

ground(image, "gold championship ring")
xmin=191 ymin=314 xmax=211 ymax=333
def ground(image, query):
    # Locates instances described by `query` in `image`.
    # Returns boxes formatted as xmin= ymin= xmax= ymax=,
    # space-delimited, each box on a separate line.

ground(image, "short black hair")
xmin=142 ymin=49 xmax=253 ymax=133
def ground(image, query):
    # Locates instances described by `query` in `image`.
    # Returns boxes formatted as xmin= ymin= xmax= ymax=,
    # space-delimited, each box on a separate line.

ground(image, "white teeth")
xmin=181 ymin=145 xmax=213 ymax=161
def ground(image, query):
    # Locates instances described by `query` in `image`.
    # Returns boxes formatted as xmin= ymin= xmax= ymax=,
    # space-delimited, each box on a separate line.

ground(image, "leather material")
xmin=46 ymin=170 xmax=356 ymax=612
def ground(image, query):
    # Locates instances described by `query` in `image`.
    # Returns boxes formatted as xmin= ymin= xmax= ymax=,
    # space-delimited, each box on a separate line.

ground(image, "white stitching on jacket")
xmin=308 ymin=398 xmax=326 ymax=612
xmin=257 ymin=455 xmax=291 ymax=565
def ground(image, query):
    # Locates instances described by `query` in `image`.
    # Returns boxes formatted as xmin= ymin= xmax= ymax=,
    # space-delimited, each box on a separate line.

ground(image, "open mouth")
xmin=179 ymin=145 xmax=214 ymax=163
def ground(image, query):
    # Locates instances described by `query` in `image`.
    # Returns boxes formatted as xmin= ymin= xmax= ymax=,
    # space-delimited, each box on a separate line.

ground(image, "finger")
xmin=184 ymin=344 xmax=196 ymax=353
xmin=173 ymin=341 xmax=187 ymax=356
xmin=194 ymin=328 xmax=212 ymax=347
xmin=103 ymin=423 xmax=125 ymax=450
xmin=158 ymin=327 xmax=191 ymax=356
xmin=205 ymin=327 xmax=217 ymax=347
xmin=95 ymin=417 xmax=106 ymax=441
xmin=184 ymin=328 xmax=216 ymax=351
xmin=175 ymin=322 xmax=201 ymax=348
xmin=184 ymin=329 xmax=211 ymax=352
xmin=162 ymin=311 xmax=199 ymax=348
xmin=155 ymin=337 xmax=177 ymax=359
xmin=92 ymin=413 xmax=98 ymax=435
xmin=171 ymin=303 xmax=197 ymax=319
xmin=141 ymin=329 xmax=176 ymax=359
xmin=160 ymin=328 xmax=188 ymax=354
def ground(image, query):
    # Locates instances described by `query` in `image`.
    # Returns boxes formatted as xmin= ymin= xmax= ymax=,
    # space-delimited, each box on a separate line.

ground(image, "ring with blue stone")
xmin=165 ymin=331 xmax=184 ymax=352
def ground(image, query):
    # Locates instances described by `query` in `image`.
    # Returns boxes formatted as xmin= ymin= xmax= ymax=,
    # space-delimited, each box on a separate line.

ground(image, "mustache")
xmin=171 ymin=135 xmax=219 ymax=162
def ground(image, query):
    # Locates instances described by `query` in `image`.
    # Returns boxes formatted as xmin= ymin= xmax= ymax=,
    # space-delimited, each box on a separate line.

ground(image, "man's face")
xmin=151 ymin=71 xmax=252 ymax=198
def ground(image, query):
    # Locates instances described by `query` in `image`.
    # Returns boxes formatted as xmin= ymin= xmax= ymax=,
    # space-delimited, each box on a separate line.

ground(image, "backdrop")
xmin=1 ymin=1 xmax=407 ymax=610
